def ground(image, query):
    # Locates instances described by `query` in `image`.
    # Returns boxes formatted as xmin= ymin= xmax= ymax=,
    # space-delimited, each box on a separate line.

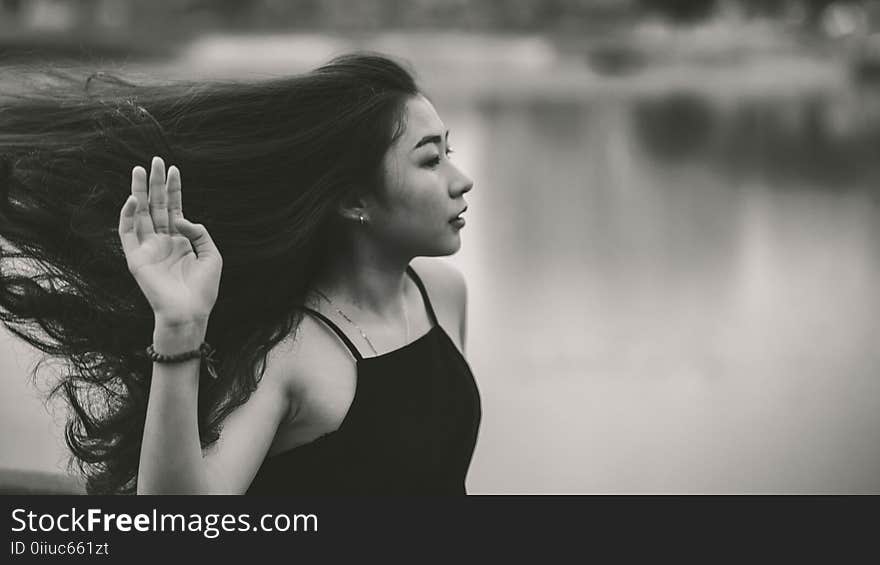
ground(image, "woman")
xmin=0 ymin=53 xmax=480 ymax=494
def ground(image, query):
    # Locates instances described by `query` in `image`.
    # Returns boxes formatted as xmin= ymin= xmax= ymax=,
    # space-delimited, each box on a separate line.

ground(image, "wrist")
xmin=153 ymin=319 xmax=208 ymax=356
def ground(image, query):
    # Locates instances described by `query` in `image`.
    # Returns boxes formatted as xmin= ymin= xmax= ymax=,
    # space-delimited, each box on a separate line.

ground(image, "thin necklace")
xmin=312 ymin=288 xmax=409 ymax=356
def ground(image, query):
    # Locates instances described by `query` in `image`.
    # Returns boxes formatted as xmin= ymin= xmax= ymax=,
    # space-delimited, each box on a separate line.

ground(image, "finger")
xmin=166 ymin=165 xmax=183 ymax=236
xmin=175 ymin=218 xmax=221 ymax=263
xmin=117 ymin=195 xmax=139 ymax=256
xmin=130 ymin=166 xmax=154 ymax=239
xmin=171 ymin=233 xmax=194 ymax=256
xmin=149 ymin=156 xmax=170 ymax=234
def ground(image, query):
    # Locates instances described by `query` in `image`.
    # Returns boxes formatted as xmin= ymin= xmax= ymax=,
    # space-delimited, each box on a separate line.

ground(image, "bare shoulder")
xmin=274 ymin=313 xmax=358 ymax=405
xmin=410 ymin=257 xmax=468 ymax=351
xmin=411 ymin=257 xmax=466 ymax=301
xmin=410 ymin=257 xmax=467 ymax=316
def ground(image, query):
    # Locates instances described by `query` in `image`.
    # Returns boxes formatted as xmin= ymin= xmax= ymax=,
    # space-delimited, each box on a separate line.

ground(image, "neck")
xmin=311 ymin=234 xmax=412 ymax=318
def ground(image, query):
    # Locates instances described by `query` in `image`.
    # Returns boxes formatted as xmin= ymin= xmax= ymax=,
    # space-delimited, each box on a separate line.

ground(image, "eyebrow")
xmin=412 ymin=130 xmax=449 ymax=151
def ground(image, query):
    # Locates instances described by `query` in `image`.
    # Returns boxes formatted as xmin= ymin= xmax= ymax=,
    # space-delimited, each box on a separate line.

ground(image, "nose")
xmin=450 ymin=165 xmax=474 ymax=197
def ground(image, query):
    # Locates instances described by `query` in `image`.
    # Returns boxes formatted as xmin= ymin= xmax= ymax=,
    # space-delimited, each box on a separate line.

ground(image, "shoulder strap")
xmin=406 ymin=264 xmax=438 ymax=327
xmin=302 ymin=307 xmax=363 ymax=362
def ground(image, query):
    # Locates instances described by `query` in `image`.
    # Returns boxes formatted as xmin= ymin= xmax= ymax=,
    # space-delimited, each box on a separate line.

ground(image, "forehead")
xmin=398 ymin=95 xmax=446 ymax=146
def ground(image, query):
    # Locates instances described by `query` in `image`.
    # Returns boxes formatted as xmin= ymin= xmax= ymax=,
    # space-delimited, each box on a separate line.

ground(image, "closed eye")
xmin=424 ymin=146 xmax=455 ymax=168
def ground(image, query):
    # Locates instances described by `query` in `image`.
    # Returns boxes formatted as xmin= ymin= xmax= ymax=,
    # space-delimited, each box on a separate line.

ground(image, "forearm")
xmin=137 ymin=319 xmax=214 ymax=494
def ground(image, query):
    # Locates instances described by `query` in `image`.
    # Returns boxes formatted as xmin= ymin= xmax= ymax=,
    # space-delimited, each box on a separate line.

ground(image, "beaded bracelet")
xmin=145 ymin=342 xmax=219 ymax=379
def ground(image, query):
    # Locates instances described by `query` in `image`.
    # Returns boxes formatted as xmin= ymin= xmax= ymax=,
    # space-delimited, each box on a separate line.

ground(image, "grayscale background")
xmin=1 ymin=0 xmax=878 ymax=494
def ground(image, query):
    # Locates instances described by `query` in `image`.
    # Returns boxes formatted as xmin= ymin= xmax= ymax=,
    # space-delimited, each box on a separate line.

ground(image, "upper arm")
xmin=201 ymin=342 xmax=296 ymax=494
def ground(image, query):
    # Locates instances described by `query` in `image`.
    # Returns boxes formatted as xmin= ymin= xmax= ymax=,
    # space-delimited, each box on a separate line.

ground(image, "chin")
xmin=439 ymin=235 xmax=463 ymax=256
xmin=420 ymin=235 xmax=462 ymax=257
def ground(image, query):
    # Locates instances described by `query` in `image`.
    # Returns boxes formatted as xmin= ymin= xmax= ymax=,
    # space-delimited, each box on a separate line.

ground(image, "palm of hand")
xmin=118 ymin=157 xmax=223 ymax=325
xmin=129 ymin=233 xmax=218 ymax=319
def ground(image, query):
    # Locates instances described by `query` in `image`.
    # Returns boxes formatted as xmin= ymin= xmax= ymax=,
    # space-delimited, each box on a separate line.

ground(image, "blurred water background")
xmin=1 ymin=0 xmax=878 ymax=493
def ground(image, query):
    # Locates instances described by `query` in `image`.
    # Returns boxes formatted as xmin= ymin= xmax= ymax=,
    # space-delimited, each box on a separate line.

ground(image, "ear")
xmin=336 ymin=191 xmax=373 ymax=223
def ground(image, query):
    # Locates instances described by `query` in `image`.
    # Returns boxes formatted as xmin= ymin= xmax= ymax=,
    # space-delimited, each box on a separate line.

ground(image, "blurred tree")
xmin=5 ymin=0 xmax=851 ymax=35
xmin=637 ymin=0 xmax=718 ymax=21
xmin=636 ymin=0 xmax=854 ymax=28
xmin=187 ymin=0 xmax=262 ymax=27
xmin=802 ymin=0 xmax=851 ymax=27
xmin=2 ymin=0 xmax=22 ymax=14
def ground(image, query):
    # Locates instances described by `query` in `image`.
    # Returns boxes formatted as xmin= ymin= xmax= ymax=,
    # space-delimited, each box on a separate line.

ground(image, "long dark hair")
xmin=0 ymin=53 xmax=419 ymax=494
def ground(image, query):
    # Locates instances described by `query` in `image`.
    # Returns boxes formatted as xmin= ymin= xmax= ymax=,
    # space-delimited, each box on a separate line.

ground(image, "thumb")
xmin=174 ymin=217 xmax=221 ymax=263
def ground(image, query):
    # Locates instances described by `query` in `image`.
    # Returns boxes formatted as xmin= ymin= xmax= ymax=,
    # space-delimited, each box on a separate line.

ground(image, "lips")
xmin=449 ymin=205 xmax=468 ymax=223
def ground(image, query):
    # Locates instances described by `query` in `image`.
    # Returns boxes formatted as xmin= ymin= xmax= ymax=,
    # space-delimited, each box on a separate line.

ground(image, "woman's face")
xmin=364 ymin=94 xmax=473 ymax=257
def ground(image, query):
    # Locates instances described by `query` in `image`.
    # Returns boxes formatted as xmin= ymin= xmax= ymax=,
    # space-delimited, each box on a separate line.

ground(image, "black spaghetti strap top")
xmin=246 ymin=265 xmax=482 ymax=495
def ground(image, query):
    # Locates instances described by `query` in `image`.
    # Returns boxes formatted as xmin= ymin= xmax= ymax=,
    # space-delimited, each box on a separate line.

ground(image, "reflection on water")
xmin=635 ymin=90 xmax=880 ymax=187
xmin=2 ymin=53 xmax=879 ymax=492
xmin=449 ymin=84 xmax=880 ymax=493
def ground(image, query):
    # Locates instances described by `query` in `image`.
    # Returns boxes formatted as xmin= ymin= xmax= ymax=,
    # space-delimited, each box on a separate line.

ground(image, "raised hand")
xmin=118 ymin=156 xmax=222 ymax=327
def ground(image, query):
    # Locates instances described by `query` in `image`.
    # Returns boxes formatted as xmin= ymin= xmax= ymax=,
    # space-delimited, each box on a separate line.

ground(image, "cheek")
xmin=390 ymin=173 xmax=443 ymax=221
xmin=377 ymin=178 xmax=460 ymax=254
